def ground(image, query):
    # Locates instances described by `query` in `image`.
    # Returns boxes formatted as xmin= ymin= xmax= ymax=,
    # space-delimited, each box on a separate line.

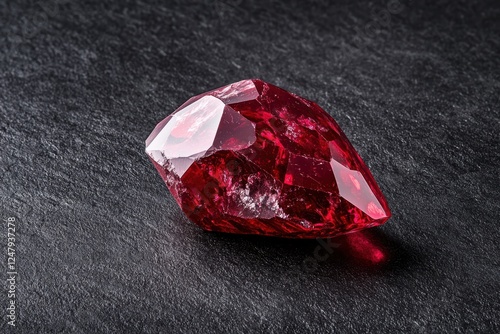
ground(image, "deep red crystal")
xmin=146 ymin=79 xmax=391 ymax=238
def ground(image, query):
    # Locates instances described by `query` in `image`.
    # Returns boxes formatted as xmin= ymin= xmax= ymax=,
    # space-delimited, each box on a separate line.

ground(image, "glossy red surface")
xmin=146 ymin=79 xmax=391 ymax=238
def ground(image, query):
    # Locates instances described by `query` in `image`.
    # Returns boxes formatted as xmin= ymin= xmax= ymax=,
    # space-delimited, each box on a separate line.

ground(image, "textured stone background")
xmin=1 ymin=0 xmax=499 ymax=333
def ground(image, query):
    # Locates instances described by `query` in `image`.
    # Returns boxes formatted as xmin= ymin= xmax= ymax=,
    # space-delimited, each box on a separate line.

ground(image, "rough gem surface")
xmin=146 ymin=79 xmax=391 ymax=238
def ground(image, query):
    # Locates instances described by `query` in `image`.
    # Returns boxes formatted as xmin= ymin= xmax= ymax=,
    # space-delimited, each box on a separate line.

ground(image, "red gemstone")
xmin=146 ymin=79 xmax=391 ymax=238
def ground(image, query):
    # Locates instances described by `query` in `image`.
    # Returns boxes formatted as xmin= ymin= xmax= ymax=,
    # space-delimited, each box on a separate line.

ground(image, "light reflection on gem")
xmin=331 ymin=159 xmax=387 ymax=220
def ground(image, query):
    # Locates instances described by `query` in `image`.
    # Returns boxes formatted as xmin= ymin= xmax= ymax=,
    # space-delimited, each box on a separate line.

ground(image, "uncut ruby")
xmin=145 ymin=79 xmax=391 ymax=238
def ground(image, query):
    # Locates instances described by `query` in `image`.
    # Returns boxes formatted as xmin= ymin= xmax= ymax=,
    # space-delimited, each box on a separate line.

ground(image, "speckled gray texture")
xmin=1 ymin=0 xmax=499 ymax=333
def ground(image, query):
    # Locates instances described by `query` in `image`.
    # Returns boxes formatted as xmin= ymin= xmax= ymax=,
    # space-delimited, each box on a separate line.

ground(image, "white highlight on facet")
xmin=146 ymin=96 xmax=225 ymax=171
xmin=212 ymin=79 xmax=259 ymax=104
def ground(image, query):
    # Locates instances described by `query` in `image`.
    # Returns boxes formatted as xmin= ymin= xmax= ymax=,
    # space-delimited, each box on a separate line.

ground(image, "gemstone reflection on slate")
xmin=145 ymin=79 xmax=391 ymax=238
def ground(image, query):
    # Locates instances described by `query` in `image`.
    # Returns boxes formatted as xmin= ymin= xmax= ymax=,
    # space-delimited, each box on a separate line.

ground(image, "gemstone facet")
xmin=146 ymin=79 xmax=391 ymax=238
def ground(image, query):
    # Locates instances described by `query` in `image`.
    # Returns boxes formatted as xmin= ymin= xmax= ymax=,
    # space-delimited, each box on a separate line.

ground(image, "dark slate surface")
xmin=1 ymin=0 xmax=499 ymax=333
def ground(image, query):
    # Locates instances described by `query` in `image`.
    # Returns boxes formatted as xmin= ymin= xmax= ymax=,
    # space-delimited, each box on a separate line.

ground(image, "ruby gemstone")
xmin=145 ymin=79 xmax=391 ymax=238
